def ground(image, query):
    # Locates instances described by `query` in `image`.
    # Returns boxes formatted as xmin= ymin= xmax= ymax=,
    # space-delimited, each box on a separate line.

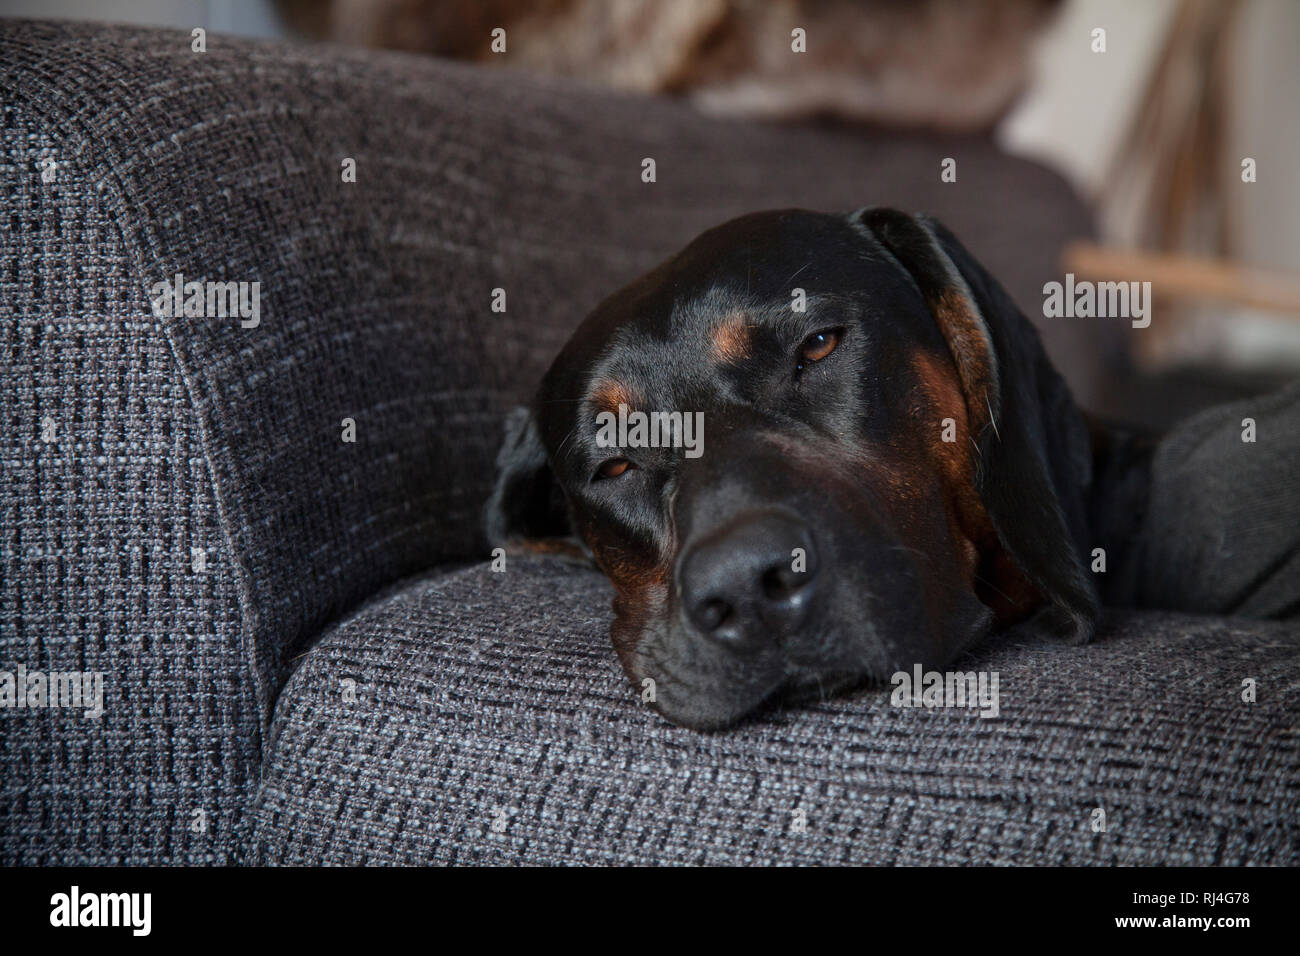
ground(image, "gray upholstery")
xmin=254 ymin=558 xmax=1299 ymax=865
xmin=1129 ymin=383 xmax=1300 ymax=619
xmin=0 ymin=18 xmax=1292 ymax=865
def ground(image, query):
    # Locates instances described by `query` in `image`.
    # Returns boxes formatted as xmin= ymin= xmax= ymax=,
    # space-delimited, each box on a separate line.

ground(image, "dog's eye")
xmin=796 ymin=328 xmax=842 ymax=371
xmin=594 ymin=457 xmax=635 ymax=481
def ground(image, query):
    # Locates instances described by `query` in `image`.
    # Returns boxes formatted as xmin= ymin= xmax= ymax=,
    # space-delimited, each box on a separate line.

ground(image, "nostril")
xmin=761 ymin=563 xmax=811 ymax=603
xmin=695 ymin=597 xmax=733 ymax=632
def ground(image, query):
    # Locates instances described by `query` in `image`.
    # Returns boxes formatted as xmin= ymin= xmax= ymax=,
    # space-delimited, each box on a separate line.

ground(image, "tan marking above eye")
xmin=711 ymin=315 xmax=753 ymax=363
xmin=590 ymin=380 xmax=637 ymax=414
xmin=799 ymin=329 xmax=841 ymax=364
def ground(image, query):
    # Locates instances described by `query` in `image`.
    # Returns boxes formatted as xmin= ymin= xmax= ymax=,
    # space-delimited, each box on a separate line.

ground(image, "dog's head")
xmin=487 ymin=208 xmax=1097 ymax=729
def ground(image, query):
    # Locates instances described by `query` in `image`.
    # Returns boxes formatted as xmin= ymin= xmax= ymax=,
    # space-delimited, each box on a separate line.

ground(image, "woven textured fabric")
xmin=1 ymin=27 xmax=260 ymax=863
xmin=253 ymin=558 xmax=1300 ymax=865
xmin=1 ymin=19 xmax=1099 ymax=864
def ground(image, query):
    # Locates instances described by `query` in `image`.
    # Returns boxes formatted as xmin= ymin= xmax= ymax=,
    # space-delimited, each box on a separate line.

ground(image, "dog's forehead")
xmin=538 ymin=209 xmax=921 ymax=435
xmin=583 ymin=288 xmax=806 ymax=408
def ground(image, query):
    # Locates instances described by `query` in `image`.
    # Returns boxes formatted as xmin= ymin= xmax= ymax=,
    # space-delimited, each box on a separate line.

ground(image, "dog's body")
xmin=487 ymin=208 xmax=1300 ymax=729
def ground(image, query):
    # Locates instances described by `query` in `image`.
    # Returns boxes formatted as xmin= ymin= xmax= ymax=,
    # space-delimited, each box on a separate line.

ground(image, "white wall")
xmin=999 ymin=0 xmax=1180 ymax=199
xmin=999 ymin=0 xmax=1300 ymax=368
xmin=1230 ymin=0 xmax=1300 ymax=273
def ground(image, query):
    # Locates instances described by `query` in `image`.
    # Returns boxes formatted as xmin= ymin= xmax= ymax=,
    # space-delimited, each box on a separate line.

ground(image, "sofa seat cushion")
xmin=253 ymin=558 xmax=1299 ymax=865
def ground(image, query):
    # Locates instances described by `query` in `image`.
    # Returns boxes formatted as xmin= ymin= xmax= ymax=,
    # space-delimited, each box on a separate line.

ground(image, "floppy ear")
xmin=851 ymin=207 xmax=1098 ymax=644
xmin=483 ymin=406 xmax=574 ymax=550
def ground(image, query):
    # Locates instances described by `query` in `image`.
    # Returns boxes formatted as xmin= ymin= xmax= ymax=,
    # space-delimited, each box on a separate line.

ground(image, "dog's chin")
xmin=776 ymin=670 xmax=868 ymax=707
xmin=631 ymin=645 xmax=876 ymax=730
xmin=636 ymin=669 xmax=782 ymax=731
xmin=617 ymin=613 xmax=893 ymax=729
xmin=644 ymin=669 xmax=871 ymax=730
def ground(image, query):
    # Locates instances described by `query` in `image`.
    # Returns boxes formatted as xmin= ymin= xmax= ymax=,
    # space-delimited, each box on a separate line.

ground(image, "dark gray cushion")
xmin=1128 ymin=383 xmax=1300 ymax=619
xmin=253 ymin=558 xmax=1300 ymax=865
xmin=1 ymin=18 xmax=1098 ymax=863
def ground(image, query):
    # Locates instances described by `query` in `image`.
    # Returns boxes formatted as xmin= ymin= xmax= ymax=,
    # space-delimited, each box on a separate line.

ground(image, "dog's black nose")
xmin=680 ymin=510 xmax=819 ymax=652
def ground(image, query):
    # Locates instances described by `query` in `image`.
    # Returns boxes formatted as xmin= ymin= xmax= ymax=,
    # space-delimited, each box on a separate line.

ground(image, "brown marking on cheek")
xmin=931 ymin=289 xmax=997 ymax=435
xmin=909 ymin=347 xmax=1041 ymax=622
xmin=506 ymin=538 xmax=590 ymax=561
xmin=604 ymin=556 xmax=671 ymax=677
xmin=589 ymin=379 xmax=638 ymax=414
xmin=600 ymin=553 xmax=670 ymax=598
xmin=910 ymin=349 xmax=975 ymax=481
xmin=572 ymin=513 xmax=671 ymax=663
xmin=908 ymin=348 xmax=992 ymax=585
xmin=710 ymin=314 xmax=753 ymax=364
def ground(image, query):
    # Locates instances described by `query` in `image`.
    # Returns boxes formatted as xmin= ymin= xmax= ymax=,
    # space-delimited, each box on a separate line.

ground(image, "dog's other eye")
xmin=593 ymin=457 xmax=636 ymax=481
xmin=796 ymin=328 xmax=842 ymax=371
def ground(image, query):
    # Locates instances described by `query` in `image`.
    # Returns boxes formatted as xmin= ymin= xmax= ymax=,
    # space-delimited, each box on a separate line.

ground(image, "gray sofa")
xmin=1 ymin=19 xmax=1295 ymax=866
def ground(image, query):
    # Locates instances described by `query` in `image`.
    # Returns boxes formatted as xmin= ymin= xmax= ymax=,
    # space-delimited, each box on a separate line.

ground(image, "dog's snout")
xmin=680 ymin=511 xmax=819 ymax=651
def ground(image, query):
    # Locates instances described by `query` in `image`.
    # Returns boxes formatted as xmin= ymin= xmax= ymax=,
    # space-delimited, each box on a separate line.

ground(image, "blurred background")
xmin=6 ymin=0 xmax=1298 ymax=418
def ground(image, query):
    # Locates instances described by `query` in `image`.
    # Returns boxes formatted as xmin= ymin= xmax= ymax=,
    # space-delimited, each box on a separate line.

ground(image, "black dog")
xmin=487 ymin=207 xmax=1299 ymax=729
